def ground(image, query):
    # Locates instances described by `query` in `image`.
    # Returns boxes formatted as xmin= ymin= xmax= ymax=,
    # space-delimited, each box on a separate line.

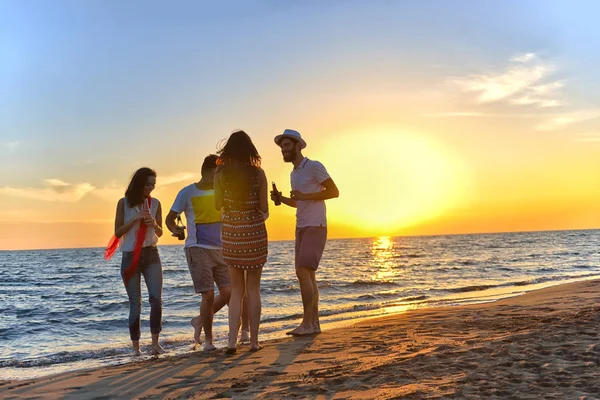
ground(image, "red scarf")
xmin=104 ymin=197 xmax=152 ymax=286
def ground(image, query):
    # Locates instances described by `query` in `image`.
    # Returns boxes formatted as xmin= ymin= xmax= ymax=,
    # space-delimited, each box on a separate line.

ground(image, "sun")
xmin=312 ymin=128 xmax=470 ymax=235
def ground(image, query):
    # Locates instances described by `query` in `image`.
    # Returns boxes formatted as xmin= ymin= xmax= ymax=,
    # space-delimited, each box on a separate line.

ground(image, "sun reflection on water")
xmin=371 ymin=236 xmax=398 ymax=282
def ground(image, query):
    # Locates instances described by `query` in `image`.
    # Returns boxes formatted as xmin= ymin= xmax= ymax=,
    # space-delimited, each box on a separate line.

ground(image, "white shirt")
xmin=121 ymin=198 xmax=159 ymax=252
xmin=290 ymin=157 xmax=331 ymax=228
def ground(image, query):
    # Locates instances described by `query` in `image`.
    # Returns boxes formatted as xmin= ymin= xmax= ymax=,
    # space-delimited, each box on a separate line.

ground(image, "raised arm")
xmin=290 ymin=178 xmax=339 ymax=201
xmin=165 ymin=210 xmax=180 ymax=235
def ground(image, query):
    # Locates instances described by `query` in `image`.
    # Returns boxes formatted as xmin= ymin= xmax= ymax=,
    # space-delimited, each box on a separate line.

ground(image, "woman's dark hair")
xmin=217 ymin=130 xmax=261 ymax=200
xmin=125 ymin=167 xmax=156 ymax=207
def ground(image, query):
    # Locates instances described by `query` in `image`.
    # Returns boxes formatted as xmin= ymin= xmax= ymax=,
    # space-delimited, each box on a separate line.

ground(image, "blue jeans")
xmin=120 ymin=247 xmax=163 ymax=341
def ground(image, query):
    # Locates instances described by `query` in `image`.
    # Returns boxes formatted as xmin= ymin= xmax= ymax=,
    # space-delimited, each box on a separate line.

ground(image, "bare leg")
xmin=191 ymin=286 xmax=231 ymax=346
xmin=200 ymin=290 xmax=216 ymax=351
xmin=227 ymin=267 xmax=245 ymax=352
xmin=213 ymin=286 xmax=231 ymax=314
xmin=131 ymin=340 xmax=141 ymax=357
xmin=240 ymin=285 xmax=250 ymax=343
xmin=191 ymin=315 xmax=202 ymax=346
xmin=287 ymin=267 xmax=315 ymax=336
xmin=309 ymin=270 xmax=321 ymax=333
xmin=246 ymin=268 xmax=263 ymax=350
xmin=151 ymin=333 xmax=164 ymax=355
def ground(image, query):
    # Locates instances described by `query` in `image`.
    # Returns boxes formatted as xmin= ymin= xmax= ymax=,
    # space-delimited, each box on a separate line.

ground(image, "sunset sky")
xmin=2 ymin=0 xmax=600 ymax=250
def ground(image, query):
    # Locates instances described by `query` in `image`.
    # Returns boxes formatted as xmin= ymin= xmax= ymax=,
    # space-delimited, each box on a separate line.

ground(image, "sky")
xmin=2 ymin=0 xmax=600 ymax=250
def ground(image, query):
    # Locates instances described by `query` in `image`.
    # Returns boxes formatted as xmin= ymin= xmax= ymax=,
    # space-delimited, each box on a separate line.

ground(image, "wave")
xmin=260 ymin=312 xmax=304 ymax=324
xmin=358 ymin=291 xmax=428 ymax=302
xmin=446 ymin=284 xmax=496 ymax=293
xmin=263 ymin=285 xmax=299 ymax=294
xmin=553 ymin=251 xmax=581 ymax=257
xmin=350 ymin=279 xmax=397 ymax=287
xmin=98 ymin=302 xmax=128 ymax=312
xmin=435 ymin=267 xmax=461 ymax=272
xmin=399 ymin=253 xmax=423 ymax=258
xmin=511 ymin=273 xmax=599 ymax=286
xmin=163 ymin=269 xmax=186 ymax=275
xmin=444 ymin=273 xmax=600 ymax=294
xmin=0 ymin=347 xmax=133 ymax=369
xmin=536 ymin=267 xmax=558 ymax=273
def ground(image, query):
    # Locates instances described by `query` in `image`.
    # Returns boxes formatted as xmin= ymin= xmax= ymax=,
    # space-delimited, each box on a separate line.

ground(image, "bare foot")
xmin=132 ymin=346 xmax=142 ymax=357
xmin=239 ymin=329 xmax=250 ymax=344
xmin=191 ymin=316 xmax=202 ymax=344
xmin=286 ymin=325 xmax=317 ymax=336
xmin=150 ymin=344 xmax=165 ymax=355
xmin=250 ymin=344 xmax=262 ymax=352
xmin=203 ymin=342 xmax=216 ymax=352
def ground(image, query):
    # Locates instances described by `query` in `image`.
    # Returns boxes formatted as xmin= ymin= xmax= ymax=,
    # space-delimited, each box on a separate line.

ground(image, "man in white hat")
xmin=271 ymin=129 xmax=339 ymax=336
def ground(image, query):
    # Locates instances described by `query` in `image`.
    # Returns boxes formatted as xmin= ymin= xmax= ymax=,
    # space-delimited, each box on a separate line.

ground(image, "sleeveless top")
xmin=120 ymin=197 xmax=159 ymax=252
xmin=221 ymin=170 xmax=268 ymax=269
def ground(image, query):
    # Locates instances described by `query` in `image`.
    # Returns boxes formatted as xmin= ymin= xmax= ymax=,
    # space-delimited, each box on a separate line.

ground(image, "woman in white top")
xmin=114 ymin=167 xmax=164 ymax=356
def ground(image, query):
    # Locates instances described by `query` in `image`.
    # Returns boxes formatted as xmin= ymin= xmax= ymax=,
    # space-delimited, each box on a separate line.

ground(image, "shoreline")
xmin=3 ymin=274 xmax=598 ymax=382
xmin=2 ymin=278 xmax=599 ymax=399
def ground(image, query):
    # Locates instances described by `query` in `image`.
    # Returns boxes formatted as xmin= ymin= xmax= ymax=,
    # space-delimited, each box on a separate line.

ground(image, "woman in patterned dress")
xmin=215 ymin=130 xmax=268 ymax=353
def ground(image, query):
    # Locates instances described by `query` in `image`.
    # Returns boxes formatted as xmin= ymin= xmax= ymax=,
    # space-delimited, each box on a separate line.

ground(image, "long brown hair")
xmin=217 ymin=130 xmax=261 ymax=200
xmin=125 ymin=167 xmax=156 ymax=207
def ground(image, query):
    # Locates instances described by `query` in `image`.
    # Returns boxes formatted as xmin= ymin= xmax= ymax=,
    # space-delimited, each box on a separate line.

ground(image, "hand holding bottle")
xmin=271 ymin=182 xmax=281 ymax=206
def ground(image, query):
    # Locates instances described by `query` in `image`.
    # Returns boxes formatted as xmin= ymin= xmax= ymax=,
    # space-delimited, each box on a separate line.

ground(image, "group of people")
xmin=112 ymin=129 xmax=339 ymax=355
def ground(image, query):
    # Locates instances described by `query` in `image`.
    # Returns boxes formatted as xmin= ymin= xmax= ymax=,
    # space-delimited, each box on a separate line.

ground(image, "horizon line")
xmin=1 ymin=227 xmax=598 ymax=252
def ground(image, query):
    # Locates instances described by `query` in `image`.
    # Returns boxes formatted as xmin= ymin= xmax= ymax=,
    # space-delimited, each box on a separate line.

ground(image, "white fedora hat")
xmin=274 ymin=129 xmax=306 ymax=149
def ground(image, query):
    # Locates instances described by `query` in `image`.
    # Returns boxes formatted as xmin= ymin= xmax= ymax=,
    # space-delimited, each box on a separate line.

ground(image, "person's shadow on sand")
xmin=6 ymin=336 xmax=319 ymax=400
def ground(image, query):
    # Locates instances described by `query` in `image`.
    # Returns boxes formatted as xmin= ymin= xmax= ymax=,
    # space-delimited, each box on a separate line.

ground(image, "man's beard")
xmin=282 ymin=149 xmax=296 ymax=162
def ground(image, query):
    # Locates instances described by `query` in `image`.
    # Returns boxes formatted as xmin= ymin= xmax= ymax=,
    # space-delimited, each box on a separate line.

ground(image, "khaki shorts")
xmin=185 ymin=247 xmax=231 ymax=293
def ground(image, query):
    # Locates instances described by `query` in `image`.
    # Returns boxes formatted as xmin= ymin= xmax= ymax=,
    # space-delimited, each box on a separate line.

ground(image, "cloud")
xmin=159 ymin=172 xmax=197 ymax=186
xmin=33 ymin=218 xmax=113 ymax=224
xmin=0 ymin=179 xmax=95 ymax=202
xmin=511 ymin=53 xmax=537 ymax=63
xmin=2 ymin=141 xmax=20 ymax=153
xmin=425 ymin=112 xmax=486 ymax=117
xmin=536 ymin=110 xmax=600 ymax=131
xmin=0 ymin=209 xmax=25 ymax=222
xmin=91 ymin=172 xmax=196 ymax=202
xmin=0 ymin=171 xmax=197 ymax=204
xmin=574 ymin=132 xmax=600 ymax=142
xmin=0 ymin=209 xmax=111 ymax=224
xmin=91 ymin=181 xmax=124 ymax=202
xmin=451 ymin=53 xmax=564 ymax=108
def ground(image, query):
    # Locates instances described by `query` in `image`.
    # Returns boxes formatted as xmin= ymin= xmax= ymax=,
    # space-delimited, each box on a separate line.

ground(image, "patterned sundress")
xmin=221 ymin=172 xmax=268 ymax=269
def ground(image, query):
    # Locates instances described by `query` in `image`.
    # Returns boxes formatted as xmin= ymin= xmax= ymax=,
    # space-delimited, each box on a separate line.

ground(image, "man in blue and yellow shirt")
xmin=166 ymin=154 xmax=231 ymax=351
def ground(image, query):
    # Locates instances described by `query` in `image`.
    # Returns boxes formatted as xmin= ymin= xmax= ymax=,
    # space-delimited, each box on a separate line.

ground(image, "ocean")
xmin=1 ymin=230 xmax=599 ymax=380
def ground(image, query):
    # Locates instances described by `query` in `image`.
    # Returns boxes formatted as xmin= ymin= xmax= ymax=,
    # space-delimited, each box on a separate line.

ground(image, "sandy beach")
xmin=2 ymin=279 xmax=599 ymax=399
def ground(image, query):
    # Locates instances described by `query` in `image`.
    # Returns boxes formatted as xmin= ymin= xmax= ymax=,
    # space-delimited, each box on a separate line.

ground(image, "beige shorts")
xmin=185 ymin=247 xmax=231 ymax=293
